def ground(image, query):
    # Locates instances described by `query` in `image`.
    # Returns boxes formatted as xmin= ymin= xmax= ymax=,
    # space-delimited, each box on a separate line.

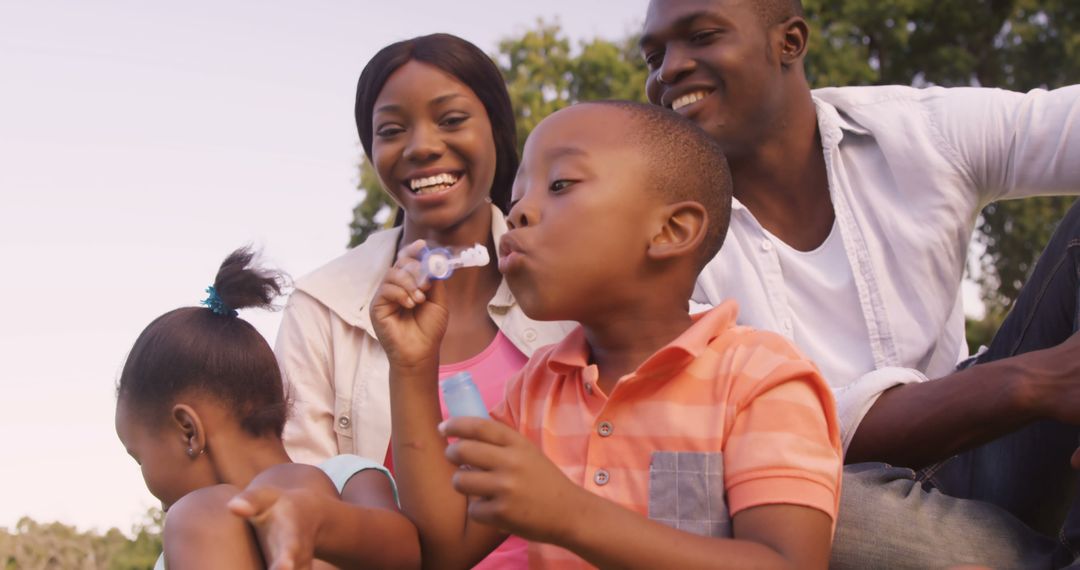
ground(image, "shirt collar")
xmin=546 ymin=300 xmax=740 ymax=379
xmin=813 ymin=93 xmax=872 ymax=146
xmin=731 ymin=96 xmax=868 ymax=215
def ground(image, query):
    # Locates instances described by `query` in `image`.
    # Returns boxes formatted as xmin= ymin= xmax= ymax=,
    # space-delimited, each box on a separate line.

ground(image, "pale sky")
xmin=0 ymin=0 xmax=649 ymax=533
xmin=0 ymin=0 xmax=987 ymax=535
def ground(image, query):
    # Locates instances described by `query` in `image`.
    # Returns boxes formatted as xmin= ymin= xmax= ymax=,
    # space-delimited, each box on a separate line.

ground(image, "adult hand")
xmin=371 ymin=239 xmax=449 ymax=367
xmin=441 ymin=417 xmax=586 ymax=545
xmin=1023 ymin=331 xmax=1080 ymax=426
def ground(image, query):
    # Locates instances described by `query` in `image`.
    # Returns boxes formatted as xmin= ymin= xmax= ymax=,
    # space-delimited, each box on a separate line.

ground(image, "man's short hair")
xmin=753 ymin=0 xmax=804 ymax=26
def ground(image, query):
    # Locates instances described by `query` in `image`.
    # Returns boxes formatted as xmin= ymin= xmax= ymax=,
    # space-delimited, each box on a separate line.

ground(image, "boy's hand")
xmin=441 ymin=417 xmax=587 ymax=545
xmin=371 ymin=239 xmax=449 ymax=367
xmin=228 ymin=485 xmax=322 ymax=570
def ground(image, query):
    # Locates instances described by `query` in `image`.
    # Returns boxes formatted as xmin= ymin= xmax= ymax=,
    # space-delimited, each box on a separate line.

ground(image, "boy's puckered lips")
xmin=498 ymin=232 xmax=527 ymax=273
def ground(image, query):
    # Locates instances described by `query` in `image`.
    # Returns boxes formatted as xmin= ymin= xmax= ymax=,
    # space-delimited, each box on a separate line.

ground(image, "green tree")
xmin=346 ymin=8 xmax=1078 ymax=353
xmin=347 ymin=20 xmax=647 ymax=246
xmin=0 ymin=510 xmax=162 ymax=570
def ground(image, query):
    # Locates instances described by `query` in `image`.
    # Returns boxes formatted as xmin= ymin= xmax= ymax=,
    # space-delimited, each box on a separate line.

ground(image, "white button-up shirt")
xmin=276 ymin=205 xmax=575 ymax=464
xmin=693 ymin=85 xmax=1080 ymax=451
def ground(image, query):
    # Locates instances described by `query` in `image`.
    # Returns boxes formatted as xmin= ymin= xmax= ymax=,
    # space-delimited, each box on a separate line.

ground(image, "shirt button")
xmin=761 ymin=239 xmax=773 ymax=252
xmin=597 ymin=421 xmax=613 ymax=437
xmin=782 ymin=318 xmax=793 ymax=331
xmin=337 ymin=415 xmax=351 ymax=429
xmin=593 ymin=469 xmax=610 ymax=486
xmin=524 ymin=328 xmax=537 ymax=342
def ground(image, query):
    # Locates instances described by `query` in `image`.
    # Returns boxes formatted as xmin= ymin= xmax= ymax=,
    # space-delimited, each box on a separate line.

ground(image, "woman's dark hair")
xmin=117 ymin=248 xmax=289 ymax=438
xmin=355 ymin=33 xmax=518 ymax=224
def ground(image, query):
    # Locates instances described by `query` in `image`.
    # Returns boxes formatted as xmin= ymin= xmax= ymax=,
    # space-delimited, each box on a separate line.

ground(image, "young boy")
xmin=367 ymin=100 xmax=842 ymax=569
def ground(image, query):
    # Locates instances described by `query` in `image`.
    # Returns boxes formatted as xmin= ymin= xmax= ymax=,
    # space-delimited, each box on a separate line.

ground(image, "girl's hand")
xmin=371 ymin=239 xmax=450 ymax=367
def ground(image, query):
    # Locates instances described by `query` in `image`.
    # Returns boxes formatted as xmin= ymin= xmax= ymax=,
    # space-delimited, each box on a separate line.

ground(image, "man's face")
xmin=640 ymin=0 xmax=786 ymax=153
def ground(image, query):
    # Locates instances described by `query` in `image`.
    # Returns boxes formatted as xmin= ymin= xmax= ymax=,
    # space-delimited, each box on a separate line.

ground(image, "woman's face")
xmin=370 ymin=60 xmax=498 ymax=232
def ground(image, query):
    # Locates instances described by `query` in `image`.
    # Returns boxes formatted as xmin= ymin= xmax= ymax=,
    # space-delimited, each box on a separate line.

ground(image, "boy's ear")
xmin=647 ymin=201 xmax=708 ymax=262
xmin=171 ymin=404 xmax=207 ymax=458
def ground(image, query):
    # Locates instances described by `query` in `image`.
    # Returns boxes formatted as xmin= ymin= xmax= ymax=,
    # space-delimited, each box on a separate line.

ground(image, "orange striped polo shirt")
xmin=490 ymin=301 xmax=842 ymax=569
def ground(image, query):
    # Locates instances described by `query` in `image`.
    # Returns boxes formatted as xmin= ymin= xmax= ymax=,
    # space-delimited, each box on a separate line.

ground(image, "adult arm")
xmin=930 ymin=84 xmax=1080 ymax=204
xmin=847 ymin=335 xmax=1080 ymax=467
xmin=275 ymin=290 xmax=339 ymax=464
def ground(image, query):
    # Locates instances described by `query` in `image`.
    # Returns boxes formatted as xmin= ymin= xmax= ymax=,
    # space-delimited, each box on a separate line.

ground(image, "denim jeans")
xmin=831 ymin=200 xmax=1080 ymax=569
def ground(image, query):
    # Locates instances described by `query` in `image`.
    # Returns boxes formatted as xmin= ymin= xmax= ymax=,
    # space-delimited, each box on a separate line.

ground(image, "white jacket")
xmin=276 ymin=205 xmax=575 ymax=464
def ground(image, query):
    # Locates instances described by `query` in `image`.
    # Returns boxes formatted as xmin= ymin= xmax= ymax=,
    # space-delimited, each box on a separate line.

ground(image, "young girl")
xmin=115 ymin=248 xmax=420 ymax=569
xmin=275 ymin=33 xmax=574 ymax=569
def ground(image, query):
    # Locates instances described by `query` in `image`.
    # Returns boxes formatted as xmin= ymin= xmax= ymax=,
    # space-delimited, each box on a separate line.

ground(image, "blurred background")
xmin=1 ymin=0 xmax=1076 ymax=566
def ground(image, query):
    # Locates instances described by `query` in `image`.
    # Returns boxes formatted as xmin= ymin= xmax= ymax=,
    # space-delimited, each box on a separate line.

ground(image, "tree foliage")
xmin=346 ymin=8 xmax=1078 ymax=350
xmin=0 ymin=510 xmax=162 ymax=570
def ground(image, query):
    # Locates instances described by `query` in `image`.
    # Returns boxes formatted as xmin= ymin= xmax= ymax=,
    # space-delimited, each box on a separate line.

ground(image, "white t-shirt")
xmin=767 ymin=222 xmax=875 ymax=389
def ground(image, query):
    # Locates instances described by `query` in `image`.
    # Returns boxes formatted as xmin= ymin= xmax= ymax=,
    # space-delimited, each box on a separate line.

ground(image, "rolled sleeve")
xmin=833 ymin=367 xmax=929 ymax=454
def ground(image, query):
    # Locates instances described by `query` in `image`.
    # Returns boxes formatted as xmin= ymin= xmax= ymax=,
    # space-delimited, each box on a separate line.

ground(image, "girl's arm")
xmin=230 ymin=466 xmax=421 ymax=569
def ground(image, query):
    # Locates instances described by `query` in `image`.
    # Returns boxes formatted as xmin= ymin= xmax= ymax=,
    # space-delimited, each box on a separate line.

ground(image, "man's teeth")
xmin=409 ymin=173 xmax=460 ymax=194
xmin=672 ymin=91 xmax=709 ymax=111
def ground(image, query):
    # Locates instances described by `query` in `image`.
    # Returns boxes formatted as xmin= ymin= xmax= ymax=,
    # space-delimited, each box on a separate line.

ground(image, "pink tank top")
xmin=386 ymin=331 xmax=529 ymax=570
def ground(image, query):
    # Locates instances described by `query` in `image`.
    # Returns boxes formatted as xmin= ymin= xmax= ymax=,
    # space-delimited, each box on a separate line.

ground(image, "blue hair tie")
xmin=201 ymin=286 xmax=238 ymax=317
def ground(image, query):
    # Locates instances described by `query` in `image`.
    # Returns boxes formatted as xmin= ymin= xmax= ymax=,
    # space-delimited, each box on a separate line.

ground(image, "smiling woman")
xmin=273 ymin=33 xmax=574 ymax=570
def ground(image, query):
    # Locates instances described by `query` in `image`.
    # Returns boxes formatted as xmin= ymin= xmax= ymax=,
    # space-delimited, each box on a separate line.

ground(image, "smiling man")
xmin=640 ymin=0 xmax=1080 ymax=567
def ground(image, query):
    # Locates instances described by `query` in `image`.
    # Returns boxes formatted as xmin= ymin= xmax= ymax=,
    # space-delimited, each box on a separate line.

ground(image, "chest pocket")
xmin=648 ymin=451 xmax=731 ymax=538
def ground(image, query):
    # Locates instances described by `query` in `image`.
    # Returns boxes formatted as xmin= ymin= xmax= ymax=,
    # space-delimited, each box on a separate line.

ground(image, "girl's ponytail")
xmin=117 ymin=247 xmax=290 ymax=438
xmin=208 ymin=248 xmax=286 ymax=315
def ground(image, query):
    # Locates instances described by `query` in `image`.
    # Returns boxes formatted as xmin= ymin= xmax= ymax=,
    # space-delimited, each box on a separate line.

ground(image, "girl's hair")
xmin=117 ymin=248 xmax=289 ymax=438
xmin=354 ymin=33 xmax=518 ymax=224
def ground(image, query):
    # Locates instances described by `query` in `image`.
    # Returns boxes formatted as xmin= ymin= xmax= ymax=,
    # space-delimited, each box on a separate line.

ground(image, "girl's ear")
xmin=647 ymin=200 xmax=708 ymax=262
xmin=171 ymin=404 xmax=207 ymax=459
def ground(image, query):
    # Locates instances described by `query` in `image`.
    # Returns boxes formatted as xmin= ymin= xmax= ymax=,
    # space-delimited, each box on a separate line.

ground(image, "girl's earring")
xmin=186 ymin=447 xmax=205 ymax=458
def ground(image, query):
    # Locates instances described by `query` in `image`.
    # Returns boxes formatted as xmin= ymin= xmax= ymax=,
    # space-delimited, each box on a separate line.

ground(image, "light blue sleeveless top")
xmin=154 ymin=455 xmax=395 ymax=569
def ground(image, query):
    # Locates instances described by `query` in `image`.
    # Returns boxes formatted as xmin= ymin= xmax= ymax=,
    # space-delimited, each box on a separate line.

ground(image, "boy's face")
xmin=640 ymin=0 xmax=786 ymax=151
xmin=499 ymin=105 xmax=661 ymax=323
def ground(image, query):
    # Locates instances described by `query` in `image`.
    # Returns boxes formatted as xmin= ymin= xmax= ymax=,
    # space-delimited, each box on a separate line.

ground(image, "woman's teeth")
xmin=409 ymin=173 xmax=460 ymax=194
xmin=672 ymin=90 xmax=710 ymax=111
